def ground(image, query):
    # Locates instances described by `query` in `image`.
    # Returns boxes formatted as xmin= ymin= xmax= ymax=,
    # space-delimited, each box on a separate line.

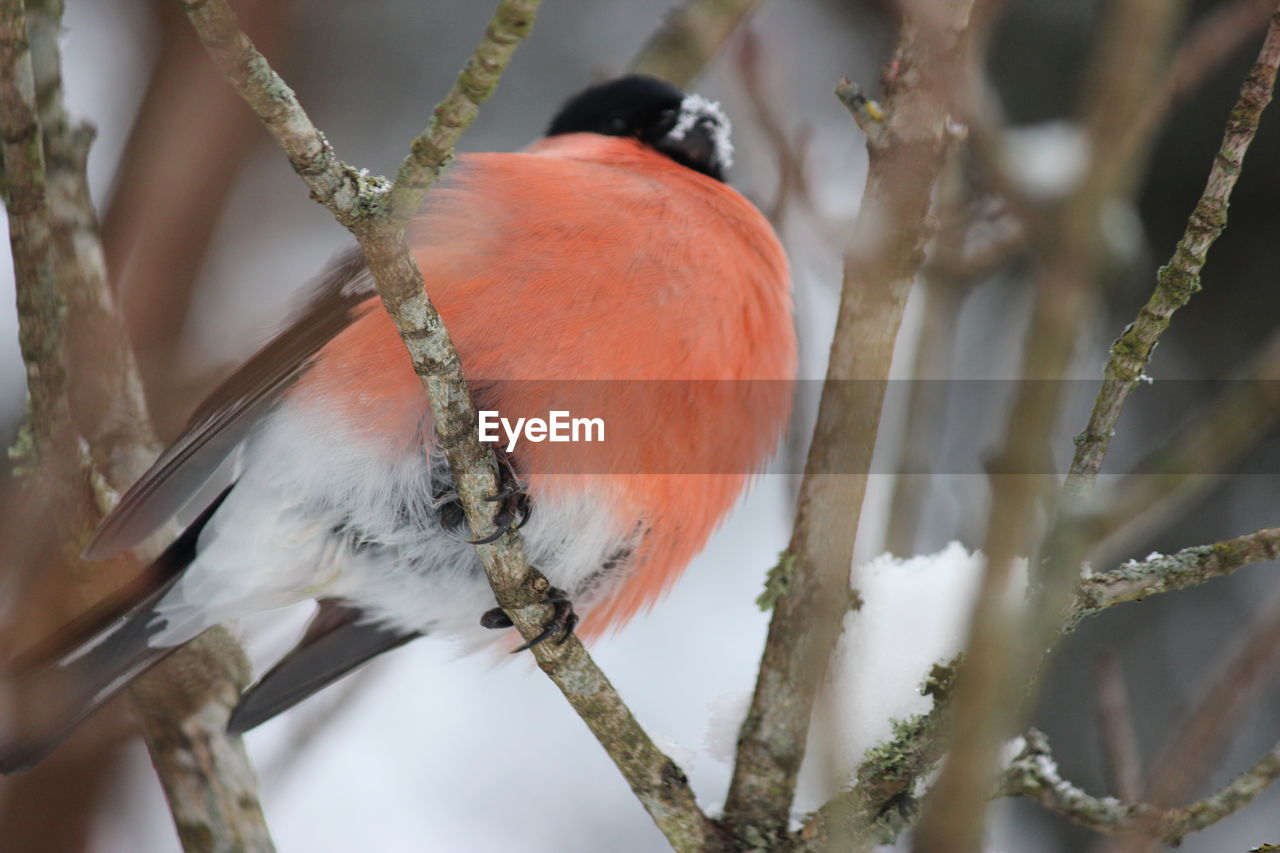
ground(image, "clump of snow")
xmin=793 ymin=543 xmax=1029 ymax=811
xmin=652 ymin=733 xmax=697 ymax=777
xmin=704 ymin=692 xmax=752 ymax=764
xmin=1002 ymin=121 xmax=1088 ymax=200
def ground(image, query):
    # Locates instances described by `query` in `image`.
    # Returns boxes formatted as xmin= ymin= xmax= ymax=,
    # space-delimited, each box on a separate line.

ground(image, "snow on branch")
xmin=1002 ymin=728 xmax=1280 ymax=845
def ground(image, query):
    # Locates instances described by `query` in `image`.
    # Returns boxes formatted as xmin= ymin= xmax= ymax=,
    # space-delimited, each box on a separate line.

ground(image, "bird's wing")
xmin=226 ymin=599 xmax=420 ymax=734
xmin=85 ymin=249 xmax=378 ymax=559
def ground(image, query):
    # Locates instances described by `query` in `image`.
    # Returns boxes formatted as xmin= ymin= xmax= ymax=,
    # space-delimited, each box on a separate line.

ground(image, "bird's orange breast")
xmin=295 ymin=134 xmax=796 ymax=633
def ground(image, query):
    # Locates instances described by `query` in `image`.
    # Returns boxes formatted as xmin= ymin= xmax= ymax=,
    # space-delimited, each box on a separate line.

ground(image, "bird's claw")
xmin=479 ymin=586 xmax=579 ymax=652
xmin=463 ymin=453 xmax=530 ymax=543
xmin=443 ymin=453 xmax=531 ymax=544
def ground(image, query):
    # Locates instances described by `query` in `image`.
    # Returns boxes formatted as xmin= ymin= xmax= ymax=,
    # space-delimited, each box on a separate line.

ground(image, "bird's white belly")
xmin=150 ymin=399 xmax=636 ymax=650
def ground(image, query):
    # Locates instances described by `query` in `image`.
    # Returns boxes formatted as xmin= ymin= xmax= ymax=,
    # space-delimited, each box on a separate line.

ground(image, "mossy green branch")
xmin=385 ymin=0 xmax=540 ymax=221
xmin=0 ymin=0 xmax=70 ymax=467
xmin=795 ymin=658 xmax=960 ymax=852
xmin=1068 ymin=527 xmax=1280 ymax=629
xmin=1068 ymin=9 xmax=1280 ymax=490
xmin=756 ymin=550 xmax=796 ymax=611
xmin=1002 ymin=728 xmax=1280 ymax=844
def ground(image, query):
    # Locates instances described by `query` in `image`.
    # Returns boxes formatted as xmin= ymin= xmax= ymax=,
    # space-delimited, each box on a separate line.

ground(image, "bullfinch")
xmin=0 ymin=75 xmax=796 ymax=772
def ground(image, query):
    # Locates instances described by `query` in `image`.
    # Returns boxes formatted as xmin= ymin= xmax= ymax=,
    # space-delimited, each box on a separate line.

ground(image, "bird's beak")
xmin=663 ymin=120 xmax=717 ymax=169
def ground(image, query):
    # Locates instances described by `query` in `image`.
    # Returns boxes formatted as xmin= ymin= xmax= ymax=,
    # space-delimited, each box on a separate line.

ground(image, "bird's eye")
xmin=605 ymin=116 xmax=629 ymax=135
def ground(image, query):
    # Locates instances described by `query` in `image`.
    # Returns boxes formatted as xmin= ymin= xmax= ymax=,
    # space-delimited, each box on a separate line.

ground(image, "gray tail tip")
xmin=0 ymin=740 xmax=53 ymax=776
xmin=225 ymin=691 xmax=270 ymax=732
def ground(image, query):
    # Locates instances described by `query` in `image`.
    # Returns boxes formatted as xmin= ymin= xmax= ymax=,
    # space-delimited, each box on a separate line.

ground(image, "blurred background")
xmin=1 ymin=0 xmax=1279 ymax=850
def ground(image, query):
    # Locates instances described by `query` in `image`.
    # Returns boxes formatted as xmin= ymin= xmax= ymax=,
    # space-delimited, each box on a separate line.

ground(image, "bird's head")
xmin=546 ymin=75 xmax=734 ymax=181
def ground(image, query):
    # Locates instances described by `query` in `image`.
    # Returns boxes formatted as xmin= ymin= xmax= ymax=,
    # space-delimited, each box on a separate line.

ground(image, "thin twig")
xmin=1002 ymin=728 xmax=1280 ymax=844
xmin=1128 ymin=0 xmax=1279 ymax=154
xmin=1069 ymin=527 xmax=1280 ymax=628
xmin=174 ymin=0 xmax=370 ymax=226
xmin=630 ymin=0 xmax=765 ymax=87
xmin=101 ymin=0 xmax=292 ymax=437
xmin=381 ymin=1 xmax=537 ymax=222
xmin=1095 ymin=651 xmax=1143 ymax=803
xmin=797 ymin=526 xmax=1280 ymax=851
xmin=795 ymin=661 xmax=959 ymax=852
xmin=1106 ymin=590 xmax=1280 ymax=853
xmin=723 ymin=3 xmax=975 ymax=844
xmin=1067 ymin=7 xmax=1280 ymax=492
xmin=178 ymin=2 xmax=723 ymax=849
xmin=1092 ymin=330 xmax=1280 ymax=560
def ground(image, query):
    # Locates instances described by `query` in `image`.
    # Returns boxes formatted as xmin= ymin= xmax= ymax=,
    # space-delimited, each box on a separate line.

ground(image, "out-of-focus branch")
xmin=1002 ymin=728 xmax=1280 ymax=844
xmin=102 ymin=0 xmax=293 ymax=437
xmin=723 ymin=3 xmax=975 ymax=844
xmin=1068 ymin=527 xmax=1280 ymax=628
xmin=1092 ymin=330 xmax=1280 ymax=559
xmin=913 ymin=0 xmax=1183 ymax=847
xmin=1094 ymin=651 xmax=1143 ymax=803
xmin=1107 ymin=590 xmax=1280 ymax=853
xmin=179 ymin=3 xmax=724 ymax=849
xmin=795 ymin=522 xmax=1280 ymax=851
xmin=630 ymin=0 xmax=765 ymax=87
xmin=884 ymin=156 xmax=989 ymax=557
xmin=736 ymin=29 xmax=816 ymax=231
xmin=8 ymin=1 xmax=279 ymax=851
xmin=1128 ymin=0 xmax=1278 ymax=155
xmin=1068 ymin=7 xmax=1280 ymax=492
xmin=174 ymin=0 xmax=370 ymax=226
xmin=27 ymin=0 xmax=157 ymax=491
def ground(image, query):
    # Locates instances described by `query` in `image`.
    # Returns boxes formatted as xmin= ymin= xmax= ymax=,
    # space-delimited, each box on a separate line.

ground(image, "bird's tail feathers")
xmin=0 ymin=485 xmax=233 ymax=774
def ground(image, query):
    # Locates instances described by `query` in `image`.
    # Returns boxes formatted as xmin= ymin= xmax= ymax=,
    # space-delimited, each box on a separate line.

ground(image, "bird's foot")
xmin=463 ymin=454 xmax=530 ymax=545
xmin=480 ymin=586 xmax=579 ymax=652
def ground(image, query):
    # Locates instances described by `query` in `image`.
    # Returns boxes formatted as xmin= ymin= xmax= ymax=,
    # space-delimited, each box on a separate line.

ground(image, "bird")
xmin=0 ymin=74 xmax=796 ymax=773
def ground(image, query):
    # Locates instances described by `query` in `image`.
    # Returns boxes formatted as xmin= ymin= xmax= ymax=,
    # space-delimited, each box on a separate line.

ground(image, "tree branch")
xmin=1068 ymin=7 xmax=1280 ymax=490
xmin=178 ymin=2 xmax=724 ymax=849
xmin=0 ymin=0 xmax=68 ymax=464
xmin=723 ymin=4 xmax=975 ymax=843
xmin=1068 ymin=527 xmax=1280 ymax=628
xmin=383 ymin=1 xmax=537 ymax=221
xmin=8 ymin=1 xmax=279 ymax=850
xmin=1094 ymin=651 xmax=1143 ymax=803
xmin=796 ymin=525 xmax=1280 ymax=851
xmin=1092 ymin=330 xmax=1280 ymax=559
xmin=913 ymin=0 xmax=1183 ymax=845
xmin=1128 ymin=0 xmax=1278 ymax=149
xmin=1002 ymin=728 xmax=1280 ymax=845
xmin=630 ymin=0 xmax=765 ymax=87
xmin=174 ymin=0 xmax=372 ymax=226
xmin=795 ymin=661 xmax=959 ymax=852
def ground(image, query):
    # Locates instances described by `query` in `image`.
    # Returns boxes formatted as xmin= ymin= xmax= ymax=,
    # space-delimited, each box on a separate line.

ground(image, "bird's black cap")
xmin=546 ymin=75 xmax=734 ymax=181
